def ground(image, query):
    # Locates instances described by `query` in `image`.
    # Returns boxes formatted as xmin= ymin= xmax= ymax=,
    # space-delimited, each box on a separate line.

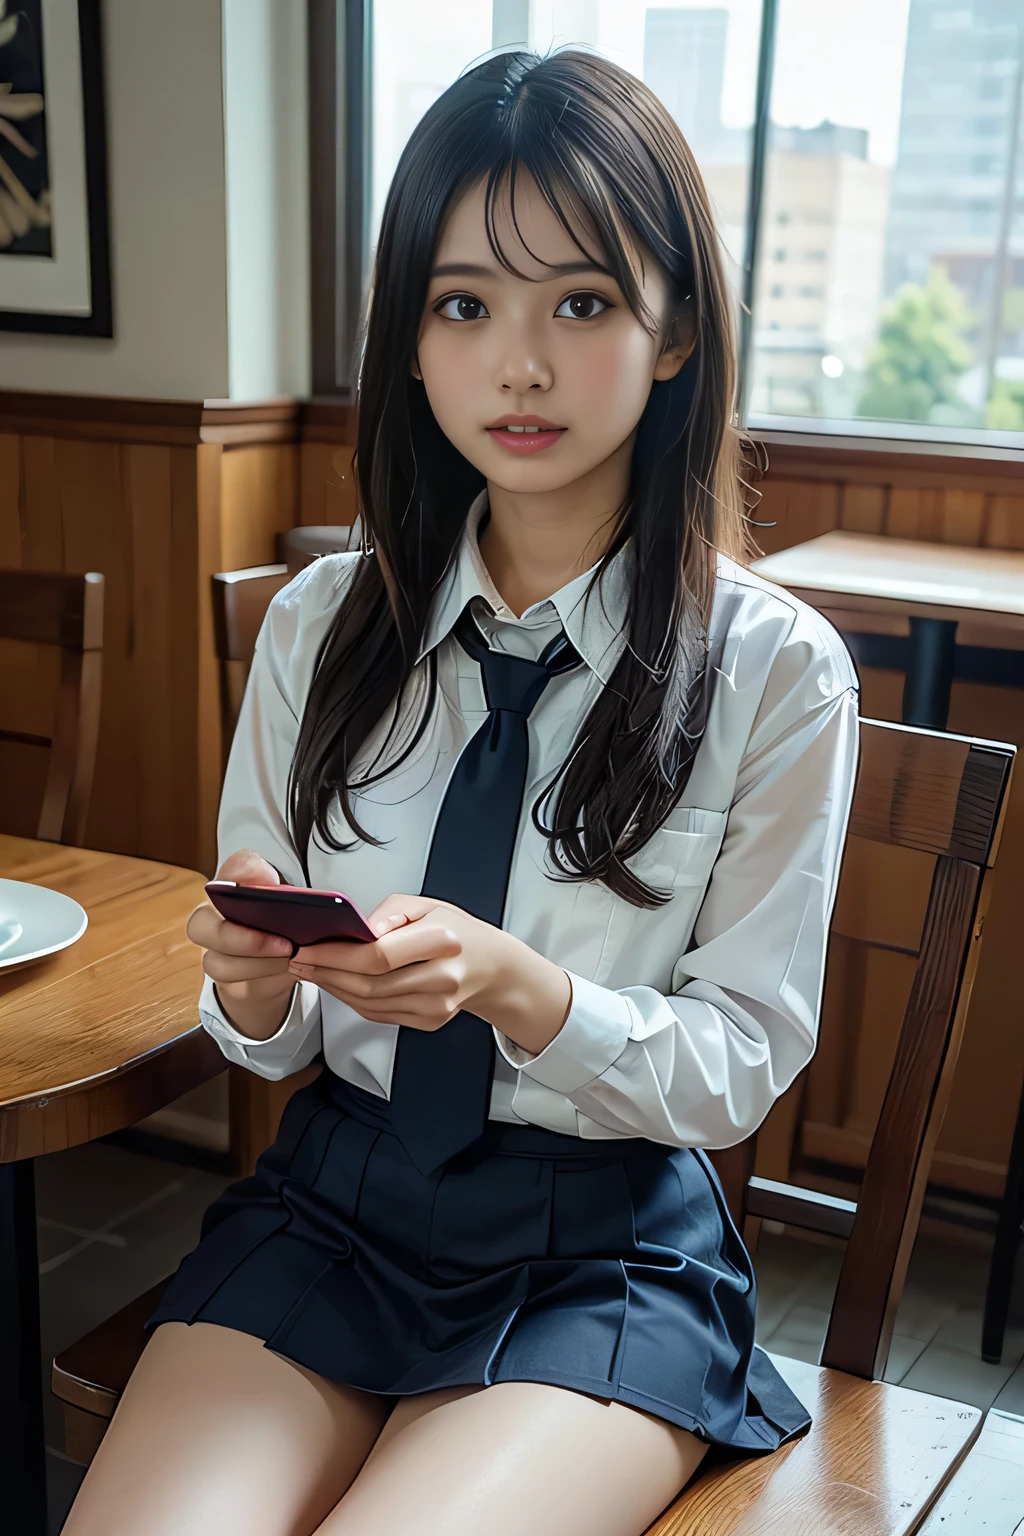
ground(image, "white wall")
xmin=0 ymin=0 xmax=231 ymax=400
xmin=222 ymin=0 xmax=310 ymax=401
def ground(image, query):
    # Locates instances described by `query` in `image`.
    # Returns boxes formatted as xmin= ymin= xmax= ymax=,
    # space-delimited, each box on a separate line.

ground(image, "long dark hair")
xmin=289 ymin=48 xmax=754 ymax=907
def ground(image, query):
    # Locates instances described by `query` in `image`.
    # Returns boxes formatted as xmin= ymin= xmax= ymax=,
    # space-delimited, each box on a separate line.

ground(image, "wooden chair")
xmin=657 ymin=717 xmax=1013 ymax=1533
xmin=275 ymin=519 xmax=362 ymax=575
xmin=211 ymin=563 xmax=291 ymax=780
xmin=0 ymin=568 xmax=104 ymax=846
xmin=52 ymin=718 xmax=1014 ymax=1535
xmin=210 ymin=563 xmax=322 ymax=1176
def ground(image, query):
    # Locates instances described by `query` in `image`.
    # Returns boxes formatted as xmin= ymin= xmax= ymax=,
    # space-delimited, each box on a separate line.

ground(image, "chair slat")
xmin=0 ymin=569 xmax=105 ymax=845
xmin=0 ymin=569 xmax=103 ymax=648
xmin=849 ymin=723 xmax=968 ymax=855
xmin=821 ymin=857 xmax=986 ymax=1380
xmin=745 ymin=1176 xmax=856 ymax=1240
xmin=211 ymin=566 xmax=290 ymax=664
xmin=849 ymin=723 xmax=1011 ymax=861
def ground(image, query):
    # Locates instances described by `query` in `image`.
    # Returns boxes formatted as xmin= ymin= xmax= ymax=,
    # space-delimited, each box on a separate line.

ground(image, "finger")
xmin=291 ymin=932 xmax=398 ymax=974
xmin=367 ymin=893 xmax=451 ymax=927
xmin=203 ymin=950 xmax=294 ymax=984
xmin=188 ymin=904 xmax=294 ymax=960
xmin=216 ymin=848 xmax=282 ymax=885
xmin=292 ymin=919 xmax=459 ymax=976
xmin=291 ymin=957 xmax=462 ymax=1004
xmin=368 ymin=910 xmax=411 ymax=939
xmin=310 ymin=981 xmax=454 ymax=1030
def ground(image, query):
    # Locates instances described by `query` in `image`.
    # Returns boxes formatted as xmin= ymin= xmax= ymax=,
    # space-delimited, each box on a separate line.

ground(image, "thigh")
xmin=63 ymin=1322 xmax=393 ymax=1536
xmin=318 ymin=1382 xmax=708 ymax=1536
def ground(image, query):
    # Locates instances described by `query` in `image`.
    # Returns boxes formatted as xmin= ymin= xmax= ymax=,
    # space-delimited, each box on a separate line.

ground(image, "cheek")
xmin=564 ymin=327 xmax=659 ymax=430
xmin=416 ymin=331 xmax=480 ymax=441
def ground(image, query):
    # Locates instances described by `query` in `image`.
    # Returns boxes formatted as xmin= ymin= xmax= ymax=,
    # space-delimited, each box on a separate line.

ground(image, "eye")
xmin=554 ymin=291 xmax=611 ymax=320
xmin=434 ymin=294 xmax=489 ymax=321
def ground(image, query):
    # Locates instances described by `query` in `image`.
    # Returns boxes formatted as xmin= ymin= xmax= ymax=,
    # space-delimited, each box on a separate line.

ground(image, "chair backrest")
xmin=0 ymin=568 xmax=105 ymax=846
xmin=210 ymin=564 xmax=291 ymax=772
xmin=276 ymin=520 xmax=363 ymax=575
xmin=711 ymin=717 xmax=1014 ymax=1383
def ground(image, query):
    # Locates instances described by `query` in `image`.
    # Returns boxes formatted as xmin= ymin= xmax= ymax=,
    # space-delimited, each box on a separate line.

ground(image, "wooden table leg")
xmin=902 ymin=616 xmax=958 ymax=728
xmin=0 ymin=1159 xmax=48 ymax=1535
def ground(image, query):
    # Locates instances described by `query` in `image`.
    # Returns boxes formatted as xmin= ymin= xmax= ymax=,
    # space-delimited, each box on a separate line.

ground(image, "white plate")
xmin=0 ymin=878 xmax=88 ymax=973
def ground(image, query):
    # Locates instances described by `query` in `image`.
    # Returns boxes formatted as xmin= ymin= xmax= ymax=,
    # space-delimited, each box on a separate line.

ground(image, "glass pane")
xmin=529 ymin=2 xmax=761 ymax=280
xmin=370 ymin=0 xmax=494 ymax=244
xmin=747 ymin=0 xmax=1024 ymax=443
xmin=369 ymin=1 xmax=760 ymax=291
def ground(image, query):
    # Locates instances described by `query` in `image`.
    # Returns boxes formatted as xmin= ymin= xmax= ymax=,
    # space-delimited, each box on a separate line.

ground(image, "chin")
xmin=476 ymin=455 xmax=594 ymax=495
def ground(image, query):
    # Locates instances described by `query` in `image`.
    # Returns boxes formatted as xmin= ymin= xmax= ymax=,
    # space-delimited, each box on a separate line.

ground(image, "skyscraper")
xmin=643 ymin=8 xmax=742 ymax=160
xmin=884 ymin=0 xmax=1024 ymax=309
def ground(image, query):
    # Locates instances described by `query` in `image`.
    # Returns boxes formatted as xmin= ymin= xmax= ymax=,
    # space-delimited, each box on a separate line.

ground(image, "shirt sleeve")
xmin=495 ymin=621 xmax=860 ymax=1148
xmin=196 ymin=557 xmax=359 ymax=1079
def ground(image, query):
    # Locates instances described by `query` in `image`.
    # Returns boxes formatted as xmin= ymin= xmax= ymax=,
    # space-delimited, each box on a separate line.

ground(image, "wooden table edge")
xmin=760 ymin=584 xmax=1024 ymax=631
xmin=0 ymin=1018 xmax=215 ymax=1115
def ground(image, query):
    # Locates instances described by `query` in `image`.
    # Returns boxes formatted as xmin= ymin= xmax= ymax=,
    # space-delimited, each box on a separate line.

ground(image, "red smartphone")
xmin=204 ymin=881 xmax=377 ymax=950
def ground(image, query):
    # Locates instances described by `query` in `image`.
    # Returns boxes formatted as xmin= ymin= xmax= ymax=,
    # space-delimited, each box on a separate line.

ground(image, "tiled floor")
xmin=34 ymin=1141 xmax=1024 ymax=1533
xmin=36 ymin=1141 xmax=231 ymax=1533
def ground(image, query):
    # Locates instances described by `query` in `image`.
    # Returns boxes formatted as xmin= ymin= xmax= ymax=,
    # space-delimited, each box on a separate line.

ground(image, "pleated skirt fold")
xmin=149 ymin=1071 xmax=811 ymax=1458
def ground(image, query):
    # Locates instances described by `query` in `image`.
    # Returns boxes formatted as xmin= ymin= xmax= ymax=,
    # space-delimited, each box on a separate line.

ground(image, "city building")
xmin=884 ymin=0 xmax=1024 ymax=316
xmin=702 ymin=132 xmax=890 ymax=417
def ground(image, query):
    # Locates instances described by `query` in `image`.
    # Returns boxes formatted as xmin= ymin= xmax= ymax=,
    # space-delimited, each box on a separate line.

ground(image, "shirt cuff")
xmin=198 ymin=972 xmax=315 ymax=1049
xmin=494 ymin=970 xmax=633 ymax=1093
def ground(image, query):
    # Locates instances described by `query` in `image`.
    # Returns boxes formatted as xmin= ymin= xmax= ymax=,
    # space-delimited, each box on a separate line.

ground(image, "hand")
xmin=287 ymin=894 xmax=573 ymax=1053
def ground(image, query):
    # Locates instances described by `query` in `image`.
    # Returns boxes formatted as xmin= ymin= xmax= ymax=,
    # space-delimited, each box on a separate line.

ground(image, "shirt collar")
xmin=417 ymin=490 xmax=630 ymax=684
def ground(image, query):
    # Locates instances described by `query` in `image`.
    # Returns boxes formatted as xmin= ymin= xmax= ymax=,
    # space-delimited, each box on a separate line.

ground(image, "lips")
xmin=485 ymin=416 xmax=567 ymax=455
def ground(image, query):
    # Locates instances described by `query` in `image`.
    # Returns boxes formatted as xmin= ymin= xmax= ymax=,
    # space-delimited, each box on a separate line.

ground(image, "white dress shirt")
xmin=200 ymin=492 xmax=859 ymax=1149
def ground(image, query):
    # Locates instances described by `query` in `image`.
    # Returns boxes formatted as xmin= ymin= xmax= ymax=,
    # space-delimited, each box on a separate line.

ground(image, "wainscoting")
xmin=0 ymin=391 xmax=354 ymax=876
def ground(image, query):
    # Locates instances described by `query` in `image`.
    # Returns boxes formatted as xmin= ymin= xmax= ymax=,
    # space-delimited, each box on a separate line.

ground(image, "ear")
xmin=411 ymin=355 xmax=423 ymax=381
xmin=652 ymin=310 xmax=697 ymax=382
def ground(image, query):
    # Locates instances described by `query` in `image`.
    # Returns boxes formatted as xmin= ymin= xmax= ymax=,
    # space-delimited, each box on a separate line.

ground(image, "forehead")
xmin=434 ymin=173 xmax=608 ymax=282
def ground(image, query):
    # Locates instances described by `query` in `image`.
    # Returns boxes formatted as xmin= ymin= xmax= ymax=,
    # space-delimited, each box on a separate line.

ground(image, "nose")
xmin=495 ymin=323 xmax=553 ymax=395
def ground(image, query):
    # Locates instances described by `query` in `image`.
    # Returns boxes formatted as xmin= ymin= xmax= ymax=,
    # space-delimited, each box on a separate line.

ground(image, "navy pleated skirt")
xmin=148 ymin=1070 xmax=810 ymax=1458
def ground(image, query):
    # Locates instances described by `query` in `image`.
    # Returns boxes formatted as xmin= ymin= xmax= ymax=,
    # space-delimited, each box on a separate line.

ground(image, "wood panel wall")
xmin=0 ymin=392 xmax=302 ymax=876
xmin=751 ymin=435 xmax=1024 ymax=1204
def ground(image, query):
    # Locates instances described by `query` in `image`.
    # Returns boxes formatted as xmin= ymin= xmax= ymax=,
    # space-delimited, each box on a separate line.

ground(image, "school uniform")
xmin=150 ymin=491 xmax=859 ymax=1458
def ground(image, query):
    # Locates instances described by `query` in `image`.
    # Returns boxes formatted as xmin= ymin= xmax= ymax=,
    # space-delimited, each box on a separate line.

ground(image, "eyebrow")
xmin=430 ymin=260 xmax=612 ymax=280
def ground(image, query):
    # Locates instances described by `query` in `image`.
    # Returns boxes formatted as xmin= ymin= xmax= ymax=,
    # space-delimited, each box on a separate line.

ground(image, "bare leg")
xmin=63 ymin=1322 xmax=393 ymax=1536
xmin=317 ymin=1382 xmax=709 ymax=1536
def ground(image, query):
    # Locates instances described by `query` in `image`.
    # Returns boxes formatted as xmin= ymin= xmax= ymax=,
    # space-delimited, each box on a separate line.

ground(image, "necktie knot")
xmin=477 ymin=650 xmax=550 ymax=716
xmin=454 ymin=605 xmax=581 ymax=717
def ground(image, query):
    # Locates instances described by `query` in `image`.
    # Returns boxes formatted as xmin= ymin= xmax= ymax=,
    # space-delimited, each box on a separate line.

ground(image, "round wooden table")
xmin=0 ymin=834 xmax=224 ymax=1536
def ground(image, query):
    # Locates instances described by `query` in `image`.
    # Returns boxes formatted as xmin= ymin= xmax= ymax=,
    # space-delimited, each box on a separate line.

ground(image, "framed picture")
xmin=0 ymin=0 xmax=111 ymax=335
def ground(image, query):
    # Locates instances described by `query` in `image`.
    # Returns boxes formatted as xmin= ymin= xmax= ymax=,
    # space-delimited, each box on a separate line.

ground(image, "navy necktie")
xmin=388 ymin=605 xmax=581 ymax=1174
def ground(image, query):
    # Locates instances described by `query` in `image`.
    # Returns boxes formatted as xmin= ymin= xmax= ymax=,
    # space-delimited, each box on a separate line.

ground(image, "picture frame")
xmin=0 ymin=0 xmax=112 ymax=336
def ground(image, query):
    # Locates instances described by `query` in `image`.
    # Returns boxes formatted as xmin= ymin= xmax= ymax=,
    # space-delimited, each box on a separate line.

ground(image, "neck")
xmin=479 ymin=435 xmax=632 ymax=617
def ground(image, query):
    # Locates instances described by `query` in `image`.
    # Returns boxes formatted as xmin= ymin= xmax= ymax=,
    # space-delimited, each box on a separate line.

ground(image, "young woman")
xmin=67 ymin=48 xmax=858 ymax=1536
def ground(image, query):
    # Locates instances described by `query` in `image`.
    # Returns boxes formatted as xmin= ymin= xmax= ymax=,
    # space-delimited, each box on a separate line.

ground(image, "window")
xmin=314 ymin=0 xmax=1024 ymax=445
xmin=746 ymin=0 xmax=1024 ymax=441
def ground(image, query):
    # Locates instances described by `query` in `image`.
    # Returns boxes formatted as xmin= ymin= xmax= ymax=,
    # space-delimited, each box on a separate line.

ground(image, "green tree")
xmin=857 ymin=267 xmax=975 ymax=424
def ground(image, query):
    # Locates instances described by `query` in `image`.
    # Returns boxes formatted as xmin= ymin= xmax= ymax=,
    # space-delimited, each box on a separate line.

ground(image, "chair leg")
xmin=982 ymin=1071 xmax=1024 ymax=1363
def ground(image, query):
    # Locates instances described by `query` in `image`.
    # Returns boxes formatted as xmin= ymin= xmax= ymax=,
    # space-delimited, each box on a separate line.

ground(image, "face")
xmin=414 ymin=174 xmax=693 ymax=499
